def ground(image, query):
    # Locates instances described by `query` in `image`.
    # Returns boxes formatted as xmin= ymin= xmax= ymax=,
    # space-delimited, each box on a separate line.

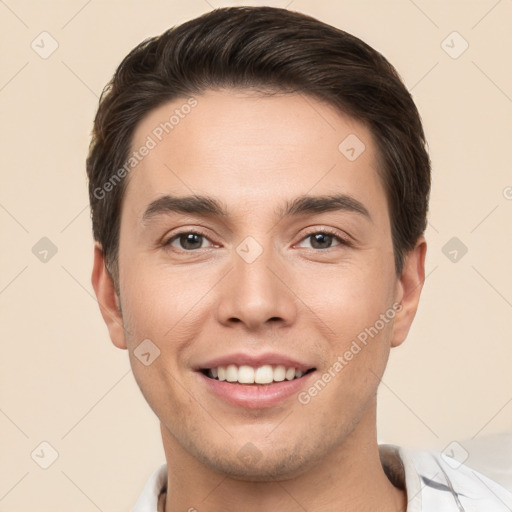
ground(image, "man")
xmin=87 ymin=6 xmax=512 ymax=512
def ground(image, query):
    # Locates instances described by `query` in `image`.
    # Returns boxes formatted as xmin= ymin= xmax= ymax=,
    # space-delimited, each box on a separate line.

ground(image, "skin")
xmin=92 ymin=89 xmax=426 ymax=512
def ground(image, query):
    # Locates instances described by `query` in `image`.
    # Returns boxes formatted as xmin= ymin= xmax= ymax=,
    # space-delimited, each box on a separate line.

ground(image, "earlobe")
xmin=91 ymin=243 xmax=127 ymax=350
xmin=391 ymin=237 xmax=427 ymax=348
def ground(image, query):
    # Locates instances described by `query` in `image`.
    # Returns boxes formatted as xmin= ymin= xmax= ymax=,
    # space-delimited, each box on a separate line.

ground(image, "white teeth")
xmin=226 ymin=364 xmax=238 ymax=382
xmin=254 ymin=365 xmax=273 ymax=384
xmin=207 ymin=364 xmax=310 ymax=384
xmin=238 ymin=365 xmax=255 ymax=384
xmin=273 ymin=365 xmax=286 ymax=382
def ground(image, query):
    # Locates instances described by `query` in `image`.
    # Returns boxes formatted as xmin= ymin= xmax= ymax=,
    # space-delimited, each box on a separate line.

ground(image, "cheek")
xmin=127 ymin=356 xmax=197 ymax=436
xmin=119 ymin=256 xmax=215 ymax=343
xmin=298 ymin=257 xmax=397 ymax=408
xmin=297 ymin=257 xmax=396 ymax=342
xmin=118 ymin=261 xmax=220 ymax=414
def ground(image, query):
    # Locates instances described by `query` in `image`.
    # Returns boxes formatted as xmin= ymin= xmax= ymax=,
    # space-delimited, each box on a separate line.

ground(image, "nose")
xmin=215 ymin=239 xmax=297 ymax=332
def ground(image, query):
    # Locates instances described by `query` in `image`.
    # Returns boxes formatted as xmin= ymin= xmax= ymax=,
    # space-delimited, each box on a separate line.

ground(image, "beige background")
xmin=1 ymin=0 xmax=511 ymax=510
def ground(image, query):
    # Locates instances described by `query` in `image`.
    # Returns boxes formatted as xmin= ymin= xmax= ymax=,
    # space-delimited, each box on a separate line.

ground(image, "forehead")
xmin=123 ymin=89 xmax=387 ymax=223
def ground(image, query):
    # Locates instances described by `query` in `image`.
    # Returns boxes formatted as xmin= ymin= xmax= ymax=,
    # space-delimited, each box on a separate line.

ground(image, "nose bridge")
xmin=236 ymin=237 xmax=276 ymax=299
xmin=216 ymin=234 xmax=296 ymax=330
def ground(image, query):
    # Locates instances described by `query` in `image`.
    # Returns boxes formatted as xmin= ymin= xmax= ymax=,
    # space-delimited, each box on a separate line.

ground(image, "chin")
xmin=190 ymin=439 xmax=318 ymax=482
xmin=210 ymin=455 xmax=309 ymax=482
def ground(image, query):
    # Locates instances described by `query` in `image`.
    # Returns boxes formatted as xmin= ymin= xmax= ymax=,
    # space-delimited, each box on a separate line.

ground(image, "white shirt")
xmin=133 ymin=444 xmax=512 ymax=511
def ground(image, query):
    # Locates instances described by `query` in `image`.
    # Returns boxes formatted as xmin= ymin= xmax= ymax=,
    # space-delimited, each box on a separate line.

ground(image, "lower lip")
xmin=198 ymin=371 xmax=315 ymax=409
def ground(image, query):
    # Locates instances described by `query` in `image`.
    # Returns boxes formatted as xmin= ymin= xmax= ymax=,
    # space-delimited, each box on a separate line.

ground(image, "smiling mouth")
xmin=200 ymin=364 xmax=316 ymax=385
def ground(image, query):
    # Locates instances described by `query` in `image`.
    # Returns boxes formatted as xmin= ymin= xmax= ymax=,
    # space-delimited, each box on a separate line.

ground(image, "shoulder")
xmin=382 ymin=444 xmax=512 ymax=511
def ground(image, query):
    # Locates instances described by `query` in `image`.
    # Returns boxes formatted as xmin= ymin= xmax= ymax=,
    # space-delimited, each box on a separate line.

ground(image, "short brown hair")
xmin=86 ymin=6 xmax=430 ymax=285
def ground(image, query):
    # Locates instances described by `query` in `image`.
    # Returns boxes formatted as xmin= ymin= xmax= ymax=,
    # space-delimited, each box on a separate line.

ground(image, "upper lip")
xmin=195 ymin=352 xmax=316 ymax=372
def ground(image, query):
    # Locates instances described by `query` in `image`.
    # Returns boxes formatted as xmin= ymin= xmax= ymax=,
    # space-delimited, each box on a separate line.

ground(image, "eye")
xmin=164 ymin=230 xmax=215 ymax=251
xmin=163 ymin=228 xmax=349 ymax=252
xmin=296 ymin=229 xmax=349 ymax=250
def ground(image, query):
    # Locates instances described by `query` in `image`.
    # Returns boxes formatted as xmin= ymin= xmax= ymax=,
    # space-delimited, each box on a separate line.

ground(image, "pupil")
xmin=181 ymin=233 xmax=202 ymax=250
xmin=311 ymin=233 xmax=332 ymax=249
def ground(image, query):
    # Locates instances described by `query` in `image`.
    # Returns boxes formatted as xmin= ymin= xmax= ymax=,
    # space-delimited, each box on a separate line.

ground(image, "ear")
xmin=391 ymin=237 xmax=427 ymax=348
xmin=91 ymin=243 xmax=127 ymax=350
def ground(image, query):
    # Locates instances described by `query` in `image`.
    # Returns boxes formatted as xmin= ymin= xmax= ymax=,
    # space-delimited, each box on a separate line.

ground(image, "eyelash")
xmin=163 ymin=228 xmax=351 ymax=252
xmin=299 ymin=227 xmax=352 ymax=249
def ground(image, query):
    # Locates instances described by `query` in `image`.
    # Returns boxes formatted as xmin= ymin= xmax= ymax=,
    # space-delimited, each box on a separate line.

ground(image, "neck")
xmin=161 ymin=402 xmax=406 ymax=512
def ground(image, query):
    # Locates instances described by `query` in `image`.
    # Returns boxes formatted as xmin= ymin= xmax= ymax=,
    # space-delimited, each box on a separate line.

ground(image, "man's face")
xmin=100 ymin=89 xmax=420 ymax=479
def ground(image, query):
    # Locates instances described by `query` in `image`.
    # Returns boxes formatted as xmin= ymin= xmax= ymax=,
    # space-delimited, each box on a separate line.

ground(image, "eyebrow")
xmin=142 ymin=193 xmax=371 ymax=223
